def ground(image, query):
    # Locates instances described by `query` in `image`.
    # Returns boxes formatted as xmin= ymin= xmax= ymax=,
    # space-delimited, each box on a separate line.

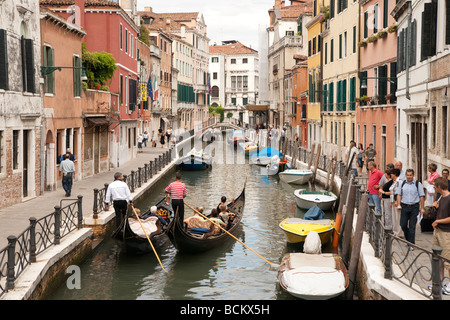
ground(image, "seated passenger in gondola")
xmin=219 ymin=204 xmax=235 ymax=229
xmin=216 ymin=196 xmax=227 ymax=213
xmin=204 ymin=209 xmax=227 ymax=239
xmin=149 ymin=206 xmax=168 ymax=227
xmin=184 ymin=207 xmax=210 ymax=231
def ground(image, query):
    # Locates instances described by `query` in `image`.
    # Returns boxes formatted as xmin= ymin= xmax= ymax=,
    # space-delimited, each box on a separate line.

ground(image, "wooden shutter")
xmin=421 ymin=0 xmax=437 ymax=61
xmin=342 ymin=79 xmax=347 ymax=111
xmin=390 ymin=62 xmax=397 ymax=102
xmin=328 ymin=82 xmax=334 ymax=111
xmin=364 ymin=11 xmax=368 ymax=38
xmin=349 ymin=77 xmax=355 ymax=110
xmin=378 ymin=65 xmax=387 ymax=104
xmin=398 ymin=30 xmax=404 ymax=71
xmin=25 ymin=39 xmax=35 ymax=93
xmin=323 ymin=83 xmax=328 ymax=111
xmin=330 ymin=0 xmax=335 ymax=19
xmin=383 ymin=0 xmax=389 ymax=29
xmin=0 ymin=29 xmax=8 ymax=90
xmin=21 ymin=37 xmax=26 ymax=91
xmin=410 ymin=20 xmax=416 ymax=67
xmin=373 ymin=4 xmax=378 ymax=34
xmin=446 ymin=0 xmax=450 ymax=45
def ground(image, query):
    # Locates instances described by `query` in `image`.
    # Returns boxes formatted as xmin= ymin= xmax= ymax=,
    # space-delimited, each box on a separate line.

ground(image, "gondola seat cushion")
xmin=189 ymin=227 xmax=211 ymax=234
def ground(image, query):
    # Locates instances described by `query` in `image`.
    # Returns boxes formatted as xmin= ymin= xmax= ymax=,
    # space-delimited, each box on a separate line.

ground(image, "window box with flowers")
xmin=359 ymin=40 xmax=368 ymax=48
xmin=388 ymin=24 xmax=398 ymax=33
xmin=377 ymin=30 xmax=388 ymax=39
xmin=367 ymin=35 xmax=378 ymax=43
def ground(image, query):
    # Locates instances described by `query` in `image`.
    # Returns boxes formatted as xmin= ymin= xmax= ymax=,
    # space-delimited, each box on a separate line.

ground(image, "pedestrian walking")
xmin=105 ymin=172 xmax=133 ymax=229
xmin=435 ymin=168 xmax=450 ymax=201
xmin=395 ymin=161 xmax=406 ymax=181
xmin=59 ymin=153 xmax=76 ymax=197
xmin=152 ymin=130 xmax=157 ymax=148
xmin=137 ymin=133 xmax=143 ymax=153
xmin=357 ymin=143 xmax=364 ymax=175
xmin=165 ymin=171 xmax=187 ymax=221
xmin=389 ymin=168 xmax=403 ymax=236
xmin=426 ymin=163 xmax=440 ymax=206
xmin=395 ymin=169 xmax=425 ymax=244
xmin=160 ymin=131 xmax=166 ymax=148
xmin=431 ymin=177 xmax=450 ymax=285
xmin=345 ymin=140 xmax=359 ymax=176
xmin=143 ymin=131 xmax=149 ymax=147
xmin=364 ymin=143 xmax=376 ymax=171
xmin=367 ymin=161 xmax=384 ymax=215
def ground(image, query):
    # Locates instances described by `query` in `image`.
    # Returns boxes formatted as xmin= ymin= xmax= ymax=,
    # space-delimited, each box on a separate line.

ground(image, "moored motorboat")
xmin=279 ymin=216 xmax=334 ymax=244
xmin=176 ymin=149 xmax=212 ymax=170
xmin=112 ymin=198 xmax=174 ymax=254
xmin=294 ymin=189 xmax=337 ymax=211
xmin=227 ymin=129 xmax=246 ymax=146
xmin=279 ymin=169 xmax=313 ymax=185
xmin=277 ymin=252 xmax=349 ymax=300
xmin=238 ymin=141 xmax=259 ymax=156
xmin=250 ymin=147 xmax=283 ymax=166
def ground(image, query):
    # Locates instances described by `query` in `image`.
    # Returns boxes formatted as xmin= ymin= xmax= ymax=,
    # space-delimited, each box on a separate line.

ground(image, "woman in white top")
xmin=389 ymin=168 xmax=403 ymax=236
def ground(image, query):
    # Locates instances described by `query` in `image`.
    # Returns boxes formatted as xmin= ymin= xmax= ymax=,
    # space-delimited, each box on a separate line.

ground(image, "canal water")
xmin=49 ymin=142 xmax=335 ymax=300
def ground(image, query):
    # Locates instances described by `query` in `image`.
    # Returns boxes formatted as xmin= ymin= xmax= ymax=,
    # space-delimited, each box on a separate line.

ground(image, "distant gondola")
xmin=166 ymin=183 xmax=246 ymax=254
xmin=112 ymin=198 xmax=174 ymax=254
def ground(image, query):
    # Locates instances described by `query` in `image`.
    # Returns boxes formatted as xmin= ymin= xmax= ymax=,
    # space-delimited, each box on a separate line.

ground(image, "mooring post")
xmin=29 ymin=217 xmax=37 ymax=263
xmin=345 ymin=193 xmax=369 ymax=300
xmin=341 ymin=184 xmax=357 ymax=265
xmin=431 ymin=246 xmax=443 ymax=300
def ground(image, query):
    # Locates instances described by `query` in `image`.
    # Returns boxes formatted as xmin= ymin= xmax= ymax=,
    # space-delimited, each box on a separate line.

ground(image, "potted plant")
xmin=377 ymin=30 xmax=388 ymax=39
xmin=388 ymin=24 xmax=398 ymax=33
xmin=368 ymin=35 xmax=378 ymax=43
xmin=359 ymin=40 xmax=368 ymax=47
xmin=360 ymin=95 xmax=369 ymax=105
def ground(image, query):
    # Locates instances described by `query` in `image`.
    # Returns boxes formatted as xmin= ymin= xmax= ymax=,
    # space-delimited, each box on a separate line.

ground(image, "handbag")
xmin=424 ymin=197 xmax=441 ymax=220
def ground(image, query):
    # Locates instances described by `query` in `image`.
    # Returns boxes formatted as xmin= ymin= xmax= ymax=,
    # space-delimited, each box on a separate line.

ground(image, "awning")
xmin=245 ymin=104 xmax=269 ymax=111
xmin=85 ymin=116 xmax=117 ymax=126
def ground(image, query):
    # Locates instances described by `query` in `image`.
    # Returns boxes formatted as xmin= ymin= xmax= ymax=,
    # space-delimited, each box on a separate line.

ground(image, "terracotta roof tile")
xmin=40 ymin=0 xmax=120 ymax=8
xmin=209 ymin=41 xmax=257 ymax=55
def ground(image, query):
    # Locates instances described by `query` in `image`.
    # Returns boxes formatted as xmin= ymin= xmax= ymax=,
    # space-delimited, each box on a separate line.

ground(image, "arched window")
xmin=211 ymin=85 xmax=219 ymax=98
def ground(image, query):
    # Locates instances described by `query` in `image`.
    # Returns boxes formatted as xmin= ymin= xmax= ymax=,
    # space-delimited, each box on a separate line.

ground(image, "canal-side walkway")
xmin=0 ymin=145 xmax=175 ymax=249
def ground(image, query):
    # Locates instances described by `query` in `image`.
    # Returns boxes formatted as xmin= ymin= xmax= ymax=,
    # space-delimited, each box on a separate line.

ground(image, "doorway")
xmin=23 ymin=130 xmax=30 ymax=197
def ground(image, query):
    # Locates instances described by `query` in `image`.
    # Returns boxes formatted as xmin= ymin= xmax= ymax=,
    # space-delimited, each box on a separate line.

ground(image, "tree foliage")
xmin=82 ymin=43 xmax=117 ymax=88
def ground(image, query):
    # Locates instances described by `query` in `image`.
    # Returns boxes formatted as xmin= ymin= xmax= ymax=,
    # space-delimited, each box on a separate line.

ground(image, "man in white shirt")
xmin=59 ymin=153 xmax=76 ymax=197
xmin=105 ymin=172 xmax=133 ymax=228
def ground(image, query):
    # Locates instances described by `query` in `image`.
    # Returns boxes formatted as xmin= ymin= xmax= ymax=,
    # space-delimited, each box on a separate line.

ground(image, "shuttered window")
xmin=21 ymin=37 xmax=35 ymax=93
xmin=359 ymin=70 xmax=367 ymax=98
xmin=43 ymin=46 xmax=55 ymax=94
xmin=328 ymin=82 xmax=334 ymax=111
xmin=378 ymin=65 xmax=388 ymax=105
xmin=446 ymin=0 xmax=450 ymax=45
xmin=383 ymin=0 xmax=389 ymax=29
xmin=390 ymin=62 xmax=397 ymax=102
xmin=0 ymin=29 xmax=8 ymax=90
xmin=373 ymin=4 xmax=379 ymax=34
xmin=330 ymin=0 xmax=335 ymax=19
xmin=364 ymin=11 xmax=368 ymax=39
xmin=73 ymin=55 xmax=82 ymax=97
xmin=128 ymin=78 xmax=137 ymax=110
xmin=349 ymin=77 xmax=356 ymax=110
xmin=410 ymin=20 xmax=417 ymax=67
xmin=323 ymin=83 xmax=328 ymax=111
xmin=421 ymin=0 xmax=437 ymax=61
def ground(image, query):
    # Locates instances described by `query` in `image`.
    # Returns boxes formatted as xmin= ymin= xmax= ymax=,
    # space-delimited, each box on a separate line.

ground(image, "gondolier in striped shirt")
xmin=165 ymin=172 xmax=187 ymax=221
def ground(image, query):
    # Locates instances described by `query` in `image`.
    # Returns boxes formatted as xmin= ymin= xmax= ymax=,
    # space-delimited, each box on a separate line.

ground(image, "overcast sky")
xmin=137 ymin=0 xmax=274 ymax=50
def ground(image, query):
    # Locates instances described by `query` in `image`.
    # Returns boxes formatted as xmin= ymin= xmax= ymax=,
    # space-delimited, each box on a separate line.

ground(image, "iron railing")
xmin=0 ymin=196 xmax=83 ymax=298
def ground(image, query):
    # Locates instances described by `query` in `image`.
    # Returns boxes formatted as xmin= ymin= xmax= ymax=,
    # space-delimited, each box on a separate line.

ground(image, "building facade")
xmin=357 ymin=0 xmax=398 ymax=170
xmin=0 ymin=0 xmax=43 ymax=208
xmin=209 ymin=41 xmax=259 ymax=126
xmin=392 ymin=0 xmax=450 ymax=181
xmin=321 ymin=0 xmax=359 ymax=161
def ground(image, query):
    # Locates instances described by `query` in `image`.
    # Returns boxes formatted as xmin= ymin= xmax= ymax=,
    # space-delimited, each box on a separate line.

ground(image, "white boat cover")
xmin=128 ymin=216 xmax=159 ymax=238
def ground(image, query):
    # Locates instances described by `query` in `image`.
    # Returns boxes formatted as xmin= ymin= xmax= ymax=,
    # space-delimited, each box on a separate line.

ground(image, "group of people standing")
xmin=137 ymin=127 xmax=174 ymax=153
xmin=366 ymin=160 xmax=450 ymax=286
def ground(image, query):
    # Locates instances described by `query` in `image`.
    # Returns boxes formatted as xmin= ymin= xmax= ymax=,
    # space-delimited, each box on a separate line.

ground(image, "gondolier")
xmin=105 ymin=172 xmax=133 ymax=228
xmin=165 ymin=172 xmax=187 ymax=221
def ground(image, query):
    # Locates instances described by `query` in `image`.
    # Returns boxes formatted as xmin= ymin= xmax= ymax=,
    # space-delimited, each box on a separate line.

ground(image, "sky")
xmin=137 ymin=0 xmax=275 ymax=51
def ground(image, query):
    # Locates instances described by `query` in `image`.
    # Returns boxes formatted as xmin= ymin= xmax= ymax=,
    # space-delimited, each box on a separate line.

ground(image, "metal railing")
xmin=0 ymin=196 xmax=83 ymax=298
xmin=93 ymin=148 xmax=174 ymax=219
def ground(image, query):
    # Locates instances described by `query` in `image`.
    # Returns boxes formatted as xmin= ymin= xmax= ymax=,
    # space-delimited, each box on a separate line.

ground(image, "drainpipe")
xmin=405 ymin=1 xmax=411 ymax=100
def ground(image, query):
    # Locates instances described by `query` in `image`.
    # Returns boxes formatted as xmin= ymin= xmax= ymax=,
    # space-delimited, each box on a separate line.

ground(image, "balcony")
xmin=269 ymin=35 xmax=303 ymax=56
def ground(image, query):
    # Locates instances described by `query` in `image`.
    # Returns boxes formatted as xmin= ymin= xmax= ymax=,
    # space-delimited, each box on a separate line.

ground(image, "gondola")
xmin=112 ymin=198 xmax=174 ymax=254
xmin=167 ymin=183 xmax=246 ymax=254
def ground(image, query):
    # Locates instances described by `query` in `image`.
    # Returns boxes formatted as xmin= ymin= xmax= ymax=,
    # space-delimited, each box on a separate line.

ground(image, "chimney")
xmin=181 ymin=25 xmax=186 ymax=39
xmin=144 ymin=7 xmax=153 ymax=12
xmin=274 ymin=0 xmax=282 ymax=9
xmin=74 ymin=0 xmax=85 ymax=29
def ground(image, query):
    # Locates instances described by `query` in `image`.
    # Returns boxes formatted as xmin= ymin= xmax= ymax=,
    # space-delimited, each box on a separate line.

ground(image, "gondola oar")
xmin=130 ymin=204 xmax=166 ymax=272
xmin=184 ymin=202 xmax=279 ymax=268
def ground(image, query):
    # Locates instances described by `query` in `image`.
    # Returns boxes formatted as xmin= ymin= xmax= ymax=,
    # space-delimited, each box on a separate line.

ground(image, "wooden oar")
xmin=130 ymin=205 xmax=166 ymax=272
xmin=184 ymin=202 xmax=279 ymax=268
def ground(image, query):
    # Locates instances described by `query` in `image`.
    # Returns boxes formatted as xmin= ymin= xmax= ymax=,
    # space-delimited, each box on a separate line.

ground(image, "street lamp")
xmin=40 ymin=66 xmax=88 ymax=81
xmin=360 ymin=77 xmax=397 ymax=89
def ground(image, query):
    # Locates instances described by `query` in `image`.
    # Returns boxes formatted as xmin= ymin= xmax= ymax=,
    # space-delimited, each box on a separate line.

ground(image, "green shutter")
xmin=446 ymin=0 xmax=450 ymax=44
xmin=0 ymin=29 xmax=9 ymax=90
xmin=342 ymin=79 xmax=347 ymax=111
xmin=350 ymin=77 xmax=355 ymax=110
xmin=323 ymin=84 xmax=327 ymax=111
xmin=383 ymin=0 xmax=389 ymax=29
xmin=328 ymin=82 xmax=334 ymax=111
xmin=364 ymin=11 xmax=368 ymax=38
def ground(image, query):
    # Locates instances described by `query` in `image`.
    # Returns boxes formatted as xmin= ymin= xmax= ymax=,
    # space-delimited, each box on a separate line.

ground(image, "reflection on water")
xmin=49 ymin=143 xmax=334 ymax=300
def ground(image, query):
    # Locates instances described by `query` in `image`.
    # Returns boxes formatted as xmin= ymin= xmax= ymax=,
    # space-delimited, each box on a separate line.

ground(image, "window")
xmin=308 ymin=39 xmax=312 ymax=56
xmin=73 ymin=55 xmax=82 ymax=97
xmin=120 ymin=24 xmax=123 ymax=50
xmin=373 ymin=4 xmax=379 ymax=34
xmin=43 ymin=45 xmax=55 ymax=94
xmin=0 ymin=29 xmax=8 ymax=90
xmin=13 ymin=130 xmax=19 ymax=170
xmin=243 ymin=76 xmax=248 ymax=91
xmin=286 ymin=31 xmax=294 ymax=36
xmin=383 ymin=0 xmax=389 ymax=29
xmin=231 ymin=59 xmax=236 ymax=64
xmin=421 ymin=0 xmax=437 ymax=61
xmin=120 ymin=74 xmax=123 ymax=105
xmin=211 ymin=85 xmax=219 ymax=97
xmin=213 ymin=72 xmax=217 ymax=80
xmin=431 ymin=106 xmax=437 ymax=148
xmin=312 ymin=36 xmax=316 ymax=55
xmin=330 ymin=39 xmax=334 ymax=62
xmin=125 ymin=29 xmax=128 ymax=53
xmin=443 ymin=106 xmax=448 ymax=156
xmin=372 ymin=125 xmax=376 ymax=149
xmin=324 ymin=42 xmax=328 ymax=64
xmin=352 ymin=25 xmax=357 ymax=54
xmin=343 ymin=31 xmax=347 ymax=58
xmin=21 ymin=37 xmax=35 ymax=93
xmin=243 ymin=58 xmax=248 ymax=64
xmin=364 ymin=11 xmax=368 ymax=39
xmin=339 ymin=34 xmax=342 ymax=59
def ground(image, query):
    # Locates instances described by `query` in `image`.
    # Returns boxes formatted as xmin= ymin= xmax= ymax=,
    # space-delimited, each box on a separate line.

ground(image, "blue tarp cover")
xmin=251 ymin=147 xmax=283 ymax=158
xmin=304 ymin=206 xmax=325 ymax=220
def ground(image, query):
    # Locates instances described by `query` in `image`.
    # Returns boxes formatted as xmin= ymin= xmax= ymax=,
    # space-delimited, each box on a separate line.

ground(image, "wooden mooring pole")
xmin=345 ymin=193 xmax=369 ymax=300
xmin=341 ymin=184 xmax=357 ymax=265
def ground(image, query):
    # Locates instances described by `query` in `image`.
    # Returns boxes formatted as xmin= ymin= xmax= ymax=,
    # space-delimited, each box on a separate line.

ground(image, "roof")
xmin=39 ymin=0 xmax=120 ymax=8
xmin=209 ymin=41 xmax=258 ymax=55
xmin=138 ymin=11 xmax=201 ymax=31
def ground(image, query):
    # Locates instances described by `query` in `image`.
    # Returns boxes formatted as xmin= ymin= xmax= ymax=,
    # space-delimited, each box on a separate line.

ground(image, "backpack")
xmin=400 ymin=180 xmax=420 ymax=196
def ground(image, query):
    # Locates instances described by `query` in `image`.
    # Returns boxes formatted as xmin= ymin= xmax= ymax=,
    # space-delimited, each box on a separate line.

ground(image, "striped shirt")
xmin=165 ymin=181 xmax=187 ymax=199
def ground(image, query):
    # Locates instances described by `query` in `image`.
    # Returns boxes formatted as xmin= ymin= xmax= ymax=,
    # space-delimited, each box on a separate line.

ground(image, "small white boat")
xmin=266 ymin=155 xmax=280 ymax=175
xmin=176 ymin=149 xmax=212 ymax=170
xmin=294 ymin=189 xmax=337 ymax=211
xmin=277 ymin=252 xmax=349 ymax=300
xmin=279 ymin=169 xmax=313 ymax=185
xmin=250 ymin=147 xmax=283 ymax=166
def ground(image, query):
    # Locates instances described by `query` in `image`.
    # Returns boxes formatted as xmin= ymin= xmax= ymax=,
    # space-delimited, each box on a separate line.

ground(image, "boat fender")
xmin=303 ymin=231 xmax=322 ymax=254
